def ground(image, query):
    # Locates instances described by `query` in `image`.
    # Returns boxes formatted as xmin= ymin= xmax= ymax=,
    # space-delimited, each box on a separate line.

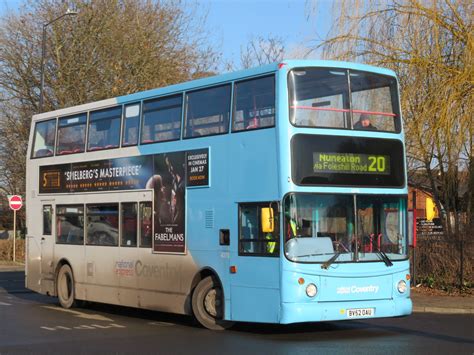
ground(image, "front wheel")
xmin=192 ymin=276 xmax=234 ymax=330
xmin=56 ymin=264 xmax=77 ymax=309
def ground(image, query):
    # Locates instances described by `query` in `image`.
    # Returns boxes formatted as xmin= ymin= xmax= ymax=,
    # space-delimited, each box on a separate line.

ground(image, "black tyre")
xmin=192 ymin=276 xmax=234 ymax=330
xmin=56 ymin=264 xmax=77 ymax=309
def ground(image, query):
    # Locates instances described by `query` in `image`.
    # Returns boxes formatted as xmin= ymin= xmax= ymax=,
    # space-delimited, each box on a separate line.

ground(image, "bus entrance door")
xmin=229 ymin=203 xmax=280 ymax=323
xmin=40 ymin=202 xmax=55 ymax=294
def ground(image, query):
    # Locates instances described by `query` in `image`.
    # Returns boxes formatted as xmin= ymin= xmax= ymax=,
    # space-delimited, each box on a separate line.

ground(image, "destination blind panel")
xmin=313 ymin=153 xmax=390 ymax=175
xmin=292 ymin=134 xmax=404 ymax=187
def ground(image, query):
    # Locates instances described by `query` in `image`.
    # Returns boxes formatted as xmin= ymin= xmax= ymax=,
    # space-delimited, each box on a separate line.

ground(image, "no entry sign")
xmin=8 ymin=195 xmax=23 ymax=211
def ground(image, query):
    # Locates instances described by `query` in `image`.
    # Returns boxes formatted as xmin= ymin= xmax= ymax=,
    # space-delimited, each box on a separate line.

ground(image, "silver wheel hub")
xmin=59 ymin=273 xmax=72 ymax=301
xmin=204 ymin=288 xmax=221 ymax=317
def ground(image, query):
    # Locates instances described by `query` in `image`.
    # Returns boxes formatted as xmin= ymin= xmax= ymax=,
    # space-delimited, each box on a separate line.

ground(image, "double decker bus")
xmin=26 ymin=60 xmax=411 ymax=330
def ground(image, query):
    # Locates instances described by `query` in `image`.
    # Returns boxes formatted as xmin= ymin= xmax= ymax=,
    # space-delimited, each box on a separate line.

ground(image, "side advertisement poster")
xmin=39 ymin=148 xmax=209 ymax=254
xmin=150 ymin=152 xmax=186 ymax=253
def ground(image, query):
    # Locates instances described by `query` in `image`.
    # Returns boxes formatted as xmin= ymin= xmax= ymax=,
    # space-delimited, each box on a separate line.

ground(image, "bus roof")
xmin=32 ymin=60 xmax=397 ymax=122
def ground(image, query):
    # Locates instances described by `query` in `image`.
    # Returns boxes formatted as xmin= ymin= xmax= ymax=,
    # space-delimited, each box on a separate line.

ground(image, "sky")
xmin=0 ymin=0 xmax=333 ymax=68
xmin=200 ymin=0 xmax=332 ymax=66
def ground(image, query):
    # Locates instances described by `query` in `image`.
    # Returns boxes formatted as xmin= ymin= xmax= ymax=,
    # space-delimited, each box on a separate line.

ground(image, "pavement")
xmin=0 ymin=263 xmax=25 ymax=272
xmin=411 ymin=290 xmax=473 ymax=315
xmin=0 ymin=263 xmax=472 ymax=315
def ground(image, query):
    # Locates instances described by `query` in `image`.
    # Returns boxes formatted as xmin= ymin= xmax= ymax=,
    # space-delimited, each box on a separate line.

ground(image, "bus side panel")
xmin=55 ymin=244 xmax=87 ymax=298
xmin=26 ymin=235 xmax=42 ymax=293
xmin=25 ymin=155 xmax=42 ymax=293
xmin=136 ymin=251 xmax=198 ymax=315
xmin=228 ymin=129 xmax=281 ymax=323
xmin=185 ymin=137 xmax=232 ymax=319
xmin=82 ymin=245 xmax=119 ymax=304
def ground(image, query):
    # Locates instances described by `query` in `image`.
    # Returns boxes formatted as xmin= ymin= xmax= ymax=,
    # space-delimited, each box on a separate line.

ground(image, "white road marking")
xmin=0 ymin=301 xmax=12 ymax=306
xmin=149 ymin=321 xmax=175 ymax=327
xmin=90 ymin=323 xmax=126 ymax=329
xmin=41 ymin=326 xmax=72 ymax=331
xmin=41 ymin=326 xmax=59 ymax=331
xmin=74 ymin=325 xmax=97 ymax=330
xmin=42 ymin=306 xmax=113 ymax=321
xmin=41 ymin=323 xmax=126 ymax=331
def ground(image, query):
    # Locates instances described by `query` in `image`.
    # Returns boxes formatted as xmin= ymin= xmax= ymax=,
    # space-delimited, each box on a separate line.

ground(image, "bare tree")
xmin=0 ymin=0 xmax=220 ymax=232
xmin=239 ymin=35 xmax=286 ymax=69
xmin=311 ymin=0 xmax=473 ymax=238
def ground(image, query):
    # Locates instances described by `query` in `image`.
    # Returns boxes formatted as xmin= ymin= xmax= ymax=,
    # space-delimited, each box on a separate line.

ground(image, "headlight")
xmin=397 ymin=280 xmax=407 ymax=293
xmin=306 ymin=283 xmax=318 ymax=297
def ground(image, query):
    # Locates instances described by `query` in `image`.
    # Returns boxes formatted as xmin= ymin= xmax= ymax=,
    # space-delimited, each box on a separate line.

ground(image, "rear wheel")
xmin=56 ymin=264 xmax=76 ymax=309
xmin=192 ymin=276 xmax=234 ymax=330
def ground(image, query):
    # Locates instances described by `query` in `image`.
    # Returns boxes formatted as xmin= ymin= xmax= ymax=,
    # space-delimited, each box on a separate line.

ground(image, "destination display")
xmin=292 ymin=134 xmax=404 ymax=187
xmin=313 ymin=153 xmax=390 ymax=175
xmin=39 ymin=148 xmax=210 ymax=254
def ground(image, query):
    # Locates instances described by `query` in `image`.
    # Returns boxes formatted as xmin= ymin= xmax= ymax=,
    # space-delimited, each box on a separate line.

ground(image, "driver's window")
xmin=238 ymin=203 xmax=279 ymax=257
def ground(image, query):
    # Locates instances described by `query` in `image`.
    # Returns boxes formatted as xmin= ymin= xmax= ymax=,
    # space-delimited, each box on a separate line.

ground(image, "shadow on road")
xmin=0 ymin=271 xmax=28 ymax=293
xmin=354 ymin=318 xmax=474 ymax=345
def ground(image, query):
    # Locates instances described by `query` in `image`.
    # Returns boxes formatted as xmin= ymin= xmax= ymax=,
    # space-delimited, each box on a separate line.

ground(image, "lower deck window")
xmin=43 ymin=205 xmax=52 ymax=235
xmin=121 ymin=203 xmax=137 ymax=247
xmin=140 ymin=202 xmax=153 ymax=248
xmin=86 ymin=204 xmax=119 ymax=246
xmin=56 ymin=205 xmax=84 ymax=244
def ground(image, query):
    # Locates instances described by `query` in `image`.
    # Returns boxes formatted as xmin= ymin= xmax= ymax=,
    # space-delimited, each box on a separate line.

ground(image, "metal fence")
xmin=410 ymin=239 xmax=473 ymax=289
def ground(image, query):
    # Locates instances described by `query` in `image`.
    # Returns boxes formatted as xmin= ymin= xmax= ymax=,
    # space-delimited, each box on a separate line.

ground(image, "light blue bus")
xmin=26 ymin=60 xmax=411 ymax=330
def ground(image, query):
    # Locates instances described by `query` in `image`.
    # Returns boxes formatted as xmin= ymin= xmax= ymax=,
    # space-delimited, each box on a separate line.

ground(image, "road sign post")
xmin=8 ymin=195 xmax=23 ymax=263
xmin=13 ymin=209 xmax=16 ymax=262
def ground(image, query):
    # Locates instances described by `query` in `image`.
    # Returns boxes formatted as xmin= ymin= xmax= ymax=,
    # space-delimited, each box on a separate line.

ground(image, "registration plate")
xmin=346 ymin=308 xmax=375 ymax=318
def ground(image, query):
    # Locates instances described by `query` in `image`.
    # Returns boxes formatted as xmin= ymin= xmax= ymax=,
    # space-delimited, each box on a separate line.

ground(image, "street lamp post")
xmin=39 ymin=8 xmax=77 ymax=113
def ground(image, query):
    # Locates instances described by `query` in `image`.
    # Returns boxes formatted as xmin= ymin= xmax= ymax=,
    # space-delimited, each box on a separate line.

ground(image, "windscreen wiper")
xmin=376 ymin=250 xmax=393 ymax=267
xmin=296 ymin=252 xmax=333 ymax=258
xmin=321 ymin=252 xmax=341 ymax=270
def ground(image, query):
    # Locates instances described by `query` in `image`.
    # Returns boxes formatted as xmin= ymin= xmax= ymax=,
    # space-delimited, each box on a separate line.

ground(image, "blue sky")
xmin=0 ymin=0 xmax=332 ymax=67
xmin=201 ymin=0 xmax=332 ymax=65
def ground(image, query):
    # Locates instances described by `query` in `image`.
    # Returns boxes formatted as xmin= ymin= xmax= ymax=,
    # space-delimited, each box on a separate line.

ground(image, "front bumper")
xmin=280 ymin=297 xmax=412 ymax=324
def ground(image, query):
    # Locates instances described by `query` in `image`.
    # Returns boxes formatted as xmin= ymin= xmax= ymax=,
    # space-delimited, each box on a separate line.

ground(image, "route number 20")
xmin=368 ymin=156 xmax=386 ymax=172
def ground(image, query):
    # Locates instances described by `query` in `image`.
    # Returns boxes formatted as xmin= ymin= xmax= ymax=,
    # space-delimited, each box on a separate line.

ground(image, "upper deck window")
xmin=184 ymin=84 xmax=231 ymax=138
xmin=57 ymin=114 xmax=87 ymax=155
xmin=233 ymin=75 xmax=275 ymax=132
xmin=122 ymin=103 xmax=140 ymax=147
xmin=88 ymin=106 xmax=122 ymax=151
xmin=289 ymin=68 xmax=400 ymax=132
xmin=141 ymin=94 xmax=182 ymax=144
xmin=32 ymin=119 xmax=56 ymax=158
xmin=350 ymin=71 xmax=399 ymax=131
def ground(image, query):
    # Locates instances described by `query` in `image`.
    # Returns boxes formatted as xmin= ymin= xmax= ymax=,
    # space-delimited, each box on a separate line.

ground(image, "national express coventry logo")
xmin=336 ymin=285 xmax=380 ymax=295
xmin=114 ymin=260 xmax=181 ymax=279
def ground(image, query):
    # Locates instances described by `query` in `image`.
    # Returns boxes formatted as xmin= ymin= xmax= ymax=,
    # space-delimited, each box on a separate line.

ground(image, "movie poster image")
xmin=186 ymin=148 xmax=209 ymax=187
xmin=149 ymin=152 xmax=186 ymax=253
